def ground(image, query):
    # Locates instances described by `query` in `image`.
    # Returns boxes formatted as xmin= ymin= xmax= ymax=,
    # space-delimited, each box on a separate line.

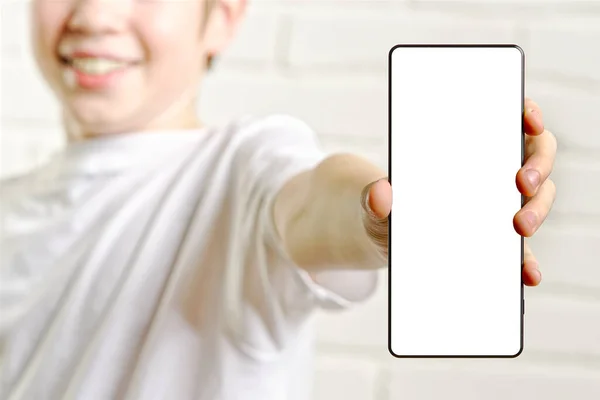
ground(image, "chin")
xmin=65 ymin=97 xmax=139 ymax=136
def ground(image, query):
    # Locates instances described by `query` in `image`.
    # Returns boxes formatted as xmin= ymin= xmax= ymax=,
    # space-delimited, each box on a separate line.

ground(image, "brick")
xmin=217 ymin=10 xmax=280 ymax=66
xmin=550 ymin=155 xmax=600 ymax=216
xmin=524 ymin=294 xmax=600 ymax=357
xmin=249 ymin=1 xmax=396 ymax=13
xmin=526 ymin=81 xmax=600 ymax=151
xmin=316 ymin=280 xmax=600 ymax=357
xmin=411 ymin=0 xmax=571 ymax=3
xmin=0 ymin=134 xmax=38 ymax=179
xmin=200 ymin=73 xmax=387 ymax=139
xmin=313 ymin=356 xmax=379 ymax=400
xmin=1 ymin=58 xmax=60 ymax=123
xmin=525 ymin=18 xmax=600 ymax=81
xmin=0 ymin=2 xmax=30 ymax=60
xmin=389 ymin=361 xmax=600 ymax=400
xmin=528 ymin=226 xmax=600 ymax=290
xmin=286 ymin=11 xmax=517 ymax=70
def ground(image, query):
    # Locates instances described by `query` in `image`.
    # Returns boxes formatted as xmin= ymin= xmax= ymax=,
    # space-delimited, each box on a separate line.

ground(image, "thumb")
xmin=361 ymin=178 xmax=391 ymax=257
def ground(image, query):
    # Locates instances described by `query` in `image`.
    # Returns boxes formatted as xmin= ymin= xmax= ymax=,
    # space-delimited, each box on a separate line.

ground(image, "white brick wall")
xmin=2 ymin=1 xmax=600 ymax=399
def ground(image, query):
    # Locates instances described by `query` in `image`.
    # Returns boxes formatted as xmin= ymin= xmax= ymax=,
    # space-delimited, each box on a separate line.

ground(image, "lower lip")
xmin=67 ymin=65 xmax=131 ymax=90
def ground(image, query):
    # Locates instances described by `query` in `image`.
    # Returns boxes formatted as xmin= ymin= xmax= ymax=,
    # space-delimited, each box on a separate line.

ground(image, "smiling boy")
xmin=0 ymin=0 xmax=557 ymax=399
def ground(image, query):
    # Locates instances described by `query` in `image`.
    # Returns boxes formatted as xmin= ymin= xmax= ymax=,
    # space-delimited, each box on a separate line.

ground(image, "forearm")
xmin=274 ymin=153 xmax=387 ymax=271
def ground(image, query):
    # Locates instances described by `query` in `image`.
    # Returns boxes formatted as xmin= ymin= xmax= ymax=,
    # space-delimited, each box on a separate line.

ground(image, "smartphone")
xmin=388 ymin=45 xmax=524 ymax=358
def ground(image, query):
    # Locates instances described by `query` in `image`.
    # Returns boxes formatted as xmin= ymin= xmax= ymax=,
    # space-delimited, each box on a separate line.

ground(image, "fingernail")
xmin=522 ymin=211 xmax=538 ymax=230
xmin=525 ymin=169 xmax=540 ymax=190
xmin=529 ymin=109 xmax=543 ymax=130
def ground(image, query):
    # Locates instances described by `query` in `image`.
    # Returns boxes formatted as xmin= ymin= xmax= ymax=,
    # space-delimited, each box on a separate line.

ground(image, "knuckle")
xmin=544 ymin=129 xmax=558 ymax=150
xmin=524 ymin=244 xmax=534 ymax=258
xmin=545 ymin=178 xmax=556 ymax=193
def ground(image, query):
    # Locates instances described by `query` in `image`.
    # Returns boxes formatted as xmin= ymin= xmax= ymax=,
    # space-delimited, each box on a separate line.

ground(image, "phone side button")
xmin=522 ymin=299 xmax=525 ymax=315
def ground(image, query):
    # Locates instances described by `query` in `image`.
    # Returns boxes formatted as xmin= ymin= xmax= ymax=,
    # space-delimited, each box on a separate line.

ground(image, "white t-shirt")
xmin=0 ymin=115 xmax=378 ymax=400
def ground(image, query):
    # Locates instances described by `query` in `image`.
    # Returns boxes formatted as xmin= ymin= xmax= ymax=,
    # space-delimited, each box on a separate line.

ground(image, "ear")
xmin=203 ymin=0 xmax=247 ymax=59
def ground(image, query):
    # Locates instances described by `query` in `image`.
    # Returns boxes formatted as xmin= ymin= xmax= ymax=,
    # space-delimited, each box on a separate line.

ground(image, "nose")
xmin=67 ymin=0 xmax=129 ymax=34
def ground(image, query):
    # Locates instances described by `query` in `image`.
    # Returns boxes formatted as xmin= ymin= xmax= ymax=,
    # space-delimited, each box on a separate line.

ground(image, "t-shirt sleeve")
xmin=229 ymin=115 xmax=379 ymax=316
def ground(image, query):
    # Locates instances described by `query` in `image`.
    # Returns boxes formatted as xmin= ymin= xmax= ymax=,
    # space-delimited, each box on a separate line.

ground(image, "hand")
xmin=512 ymin=98 xmax=557 ymax=285
xmin=363 ymin=97 xmax=557 ymax=287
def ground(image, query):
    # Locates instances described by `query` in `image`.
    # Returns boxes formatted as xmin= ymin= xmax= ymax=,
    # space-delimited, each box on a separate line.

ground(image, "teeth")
xmin=71 ymin=58 xmax=127 ymax=75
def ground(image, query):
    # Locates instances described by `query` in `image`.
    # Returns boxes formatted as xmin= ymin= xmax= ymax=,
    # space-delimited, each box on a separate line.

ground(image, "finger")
xmin=516 ymin=129 xmax=557 ymax=197
xmin=514 ymin=178 xmax=556 ymax=237
xmin=361 ymin=179 xmax=390 ymax=257
xmin=367 ymin=178 xmax=392 ymax=219
xmin=524 ymin=98 xmax=544 ymax=136
xmin=523 ymin=241 xmax=542 ymax=286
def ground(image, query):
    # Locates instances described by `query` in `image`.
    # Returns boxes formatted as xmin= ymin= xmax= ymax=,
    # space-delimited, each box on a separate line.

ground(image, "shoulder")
xmin=213 ymin=114 xmax=325 ymax=188
xmin=223 ymin=114 xmax=320 ymax=151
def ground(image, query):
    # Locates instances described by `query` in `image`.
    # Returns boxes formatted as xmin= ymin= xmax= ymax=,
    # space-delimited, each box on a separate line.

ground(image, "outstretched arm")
xmin=273 ymin=153 xmax=390 ymax=272
xmin=273 ymin=98 xmax=556 ymax=287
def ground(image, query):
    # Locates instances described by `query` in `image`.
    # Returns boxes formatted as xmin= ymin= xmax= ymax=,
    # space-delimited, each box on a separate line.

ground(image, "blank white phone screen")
xmin=388 ymin=45 xmax=524 ymax=357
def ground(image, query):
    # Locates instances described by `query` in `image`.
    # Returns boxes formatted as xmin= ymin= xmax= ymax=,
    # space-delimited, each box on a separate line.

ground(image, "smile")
xmin=60 ymin=56 xmax=134 ymax=75
xmin=59 ymin=55 xmax=140 ymax=90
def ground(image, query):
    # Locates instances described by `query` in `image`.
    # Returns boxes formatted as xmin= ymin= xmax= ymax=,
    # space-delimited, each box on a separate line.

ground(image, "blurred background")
xmin=1 ymin=1 xmax=600 ymax=399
